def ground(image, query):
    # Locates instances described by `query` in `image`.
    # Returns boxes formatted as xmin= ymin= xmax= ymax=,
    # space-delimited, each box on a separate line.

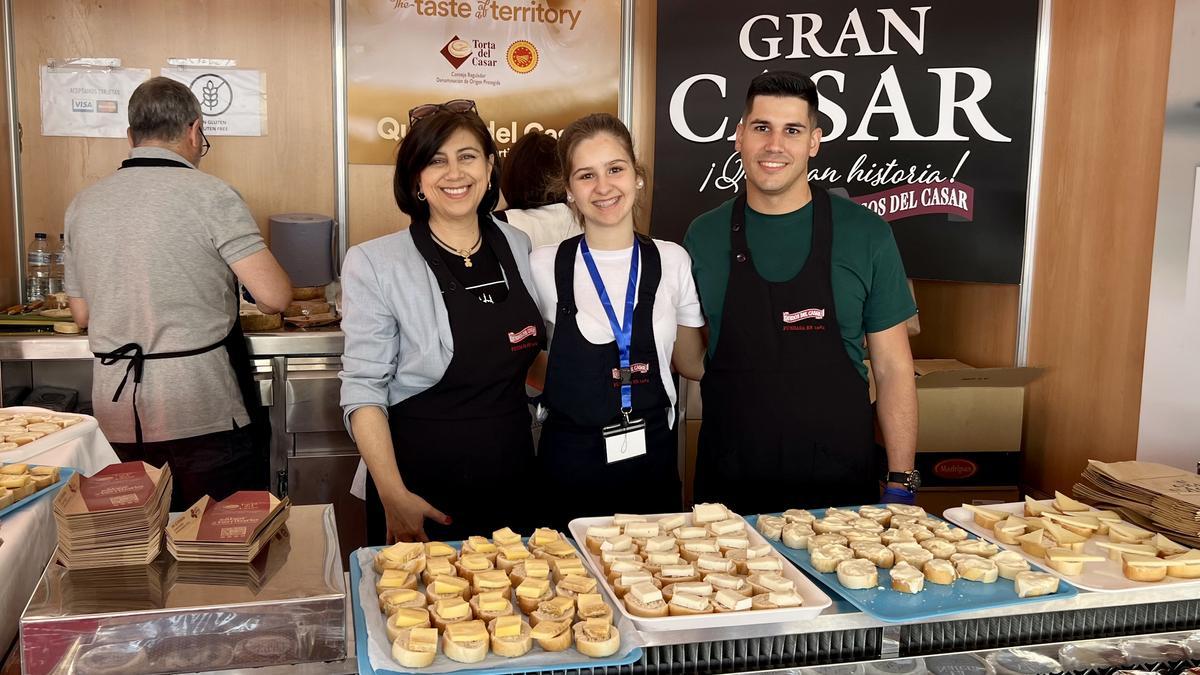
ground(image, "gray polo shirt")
xmin=64 ymin=147 xmax=265 ymax=443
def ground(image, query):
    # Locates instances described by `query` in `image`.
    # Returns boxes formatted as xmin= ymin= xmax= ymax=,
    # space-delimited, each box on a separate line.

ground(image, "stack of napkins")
xmin=1075 ymin=460 xmax=1200 ymax=546
xmin=52 ymin=461 xmax=173 ymax=569
xmin=166 ymin=491 xmax=290 ymax=564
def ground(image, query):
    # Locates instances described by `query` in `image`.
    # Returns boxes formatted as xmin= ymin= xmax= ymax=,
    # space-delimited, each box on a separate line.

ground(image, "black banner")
xmin=651 ymin=1 xmax=1040 ymax=283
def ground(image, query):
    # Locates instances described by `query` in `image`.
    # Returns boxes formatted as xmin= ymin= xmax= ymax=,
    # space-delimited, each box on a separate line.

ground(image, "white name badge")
xmin=603 ymin=418 xmax=647 ymax=464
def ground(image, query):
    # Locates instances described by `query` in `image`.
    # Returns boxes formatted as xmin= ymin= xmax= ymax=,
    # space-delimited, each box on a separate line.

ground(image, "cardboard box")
xmin=917 ymin=485 xmax=1022 ymax=516
xmin=913 ymin=359 xmax=1042 ymax=454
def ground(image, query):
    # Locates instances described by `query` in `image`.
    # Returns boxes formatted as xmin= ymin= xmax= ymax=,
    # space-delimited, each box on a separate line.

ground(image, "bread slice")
xmin=963 ymin=504 xmax=1009 ymax=530
xmin=1023 ymin=496 xmax=1055 ymax=517
xmin=668 ymin=592 xmax=714 ymax=615
xmin=889 ymin=561 xmax=925 ymax=593
xmin=1121 ymin=553 xmax=1170 ymax=582
xmin=1107 ymin=521 xmax=1154 ymax=544
xmin=442 ymin=620 xmax=489 ymax=663
xmin=920 ymin=538 xmax=957 ymax=560
xmin=836 ymin=558 xmax=879 ymax=590
xmin=1166 ymin=549 xmax=1200 ymax=579
xmin=955 ymin=556 xmax=999 ymax=583
xmin=529 ymin=596 xmax=575 ymax=627
xmin=1044 ymin=512 xmax=1101 ymax=537
xmin=488 ymin=616 xmax=533 ymax=657
xmin=1016 ymin=530 xmax=1050 ymax=559
xmin=923 ymin=559 xmax=957 ymax=585
xmin=810 ymin=544 xmax=855 ymax=573
xmin=1013 ymin=571 xmax=1059 ymax=597
xmin=392 ymin=627 xmax=439 ymax=668
xmin=1096 ymin=540 xmax=1157 ymax=562
xmin=756 ymin=515 xmax=785 ymax=541
xmin=469 ymin=591 xmax=514 ymax=622
xmin=573 ymin=619 xmax=620 ymax=657
xmin=529 ymin=618 xmax=572 ymax=651
xmin=993 ymin=517 xmax=1029 ymax=545
xmin=385 ymin=608 xmax=432 ymax=643
xmin=623 ymin=582 xmax=669 ymax=617
xmin=992 ymin=551 xmax=1032 ymax=580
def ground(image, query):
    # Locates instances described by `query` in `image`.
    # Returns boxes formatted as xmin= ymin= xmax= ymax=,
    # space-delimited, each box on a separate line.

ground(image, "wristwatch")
xmin=885 ymin=469 xmax=921 ymax=493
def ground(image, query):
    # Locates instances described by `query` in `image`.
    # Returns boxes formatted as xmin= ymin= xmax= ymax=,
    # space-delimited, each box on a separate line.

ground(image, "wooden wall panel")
xmin=0 ymin=25 xmax=15 ymax=306
xmin=13 ymin=0 xmax=334 ymax=245
xmin=909 ymin=281 xmax=1019 ymax=368
xmin=1022 ymin=0 xmax=1174 ymax=495
xmin=345 ymin=1 xmax=659 ymax=245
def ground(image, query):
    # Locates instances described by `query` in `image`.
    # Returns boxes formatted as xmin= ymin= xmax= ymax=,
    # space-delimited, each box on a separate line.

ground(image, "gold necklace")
xmin=430 ymin=229 xmax=482 ymax=267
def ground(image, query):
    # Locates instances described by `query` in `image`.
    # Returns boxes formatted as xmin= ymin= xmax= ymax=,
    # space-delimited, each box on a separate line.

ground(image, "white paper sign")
xmin=160 ymin=67 xmax=267 ymax=136
xmin=39 ymin=66 xmax=150 ymax=137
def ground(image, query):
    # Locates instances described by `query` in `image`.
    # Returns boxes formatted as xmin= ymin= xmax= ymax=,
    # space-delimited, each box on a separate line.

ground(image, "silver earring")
xmin=637 ymin=180 xmax=644 ymax=189
xmin=417 ymin=191 xmax=426 ymax=201
xmin=566 ymin=194 xmax=574 ymax=203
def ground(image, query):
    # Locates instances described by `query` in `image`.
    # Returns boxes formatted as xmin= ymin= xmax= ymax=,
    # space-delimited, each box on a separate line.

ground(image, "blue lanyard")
xmin=580 ymin=237 xmax=639 ymax=419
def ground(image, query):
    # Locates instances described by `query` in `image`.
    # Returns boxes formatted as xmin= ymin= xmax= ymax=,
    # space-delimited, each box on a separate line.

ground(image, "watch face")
xmin=909 ymin=470 xmax=921 ymax=490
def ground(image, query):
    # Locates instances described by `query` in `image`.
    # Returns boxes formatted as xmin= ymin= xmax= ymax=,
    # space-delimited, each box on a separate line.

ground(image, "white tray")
xmin=0 ymin=407 xmax=98 ymax=461
xmin=568 ymin=512 xmax=832 ymax=632
xmin=943 ymin=502 xmax=1200 ymax=593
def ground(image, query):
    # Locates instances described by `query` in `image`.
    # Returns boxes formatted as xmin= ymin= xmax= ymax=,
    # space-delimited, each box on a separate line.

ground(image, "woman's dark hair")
xmin=555 ymin=113 xmax=648 ymax=227
xmin=393 ymin=109 xmax=501 ymax=220
xmin=500 ymin=132 xmax=564 ymax=210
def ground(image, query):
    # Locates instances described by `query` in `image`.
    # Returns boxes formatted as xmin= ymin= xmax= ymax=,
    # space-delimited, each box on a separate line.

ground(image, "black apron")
xmin=693 ymin=187 xmax=877 ymax=513
xmin=365 ymin=217 xmax=544 ymax=543
xmin=538 ymin=234 xmax=681 ymax=525
xmin=94 ymin=156 xmax=264 ymax=450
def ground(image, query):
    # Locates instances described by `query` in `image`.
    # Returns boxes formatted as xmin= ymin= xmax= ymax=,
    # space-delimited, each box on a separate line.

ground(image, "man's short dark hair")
xmin=393 ymin=110 xmax=501 ymax=220
xmin=744 ymin=71 xmax=820 ymax=123
xmin=127 ymin=77 xmax=202 ymax=145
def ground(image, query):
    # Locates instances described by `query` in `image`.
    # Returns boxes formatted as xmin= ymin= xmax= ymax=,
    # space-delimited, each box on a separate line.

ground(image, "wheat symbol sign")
xmin=188 ymin=73 xmax=233 ymax=116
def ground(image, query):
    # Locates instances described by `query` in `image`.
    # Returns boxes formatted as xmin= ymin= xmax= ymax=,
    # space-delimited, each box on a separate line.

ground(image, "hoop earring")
xmin=417 ymin=191 xmax=426 ymax=201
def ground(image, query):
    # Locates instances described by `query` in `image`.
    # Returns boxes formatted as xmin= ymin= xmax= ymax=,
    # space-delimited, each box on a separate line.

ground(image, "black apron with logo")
xmin=693 ymin=187 xmax=877 ymax=513
xmin=538 ymin=234 xmax=680 ymax=525
xmin=95 ymin=156 xmax=266 ymax=451
xmin=364 ymin=217 xmax=544 ymax=543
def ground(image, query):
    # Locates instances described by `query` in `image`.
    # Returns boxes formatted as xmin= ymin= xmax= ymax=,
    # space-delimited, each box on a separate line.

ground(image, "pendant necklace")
xmin=430 ymin=228 xmax=482 ymax=268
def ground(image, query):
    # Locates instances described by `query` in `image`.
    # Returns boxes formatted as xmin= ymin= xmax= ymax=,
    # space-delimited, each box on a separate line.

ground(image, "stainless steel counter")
xmin=0 ymin=328 xmax=345 ymax=360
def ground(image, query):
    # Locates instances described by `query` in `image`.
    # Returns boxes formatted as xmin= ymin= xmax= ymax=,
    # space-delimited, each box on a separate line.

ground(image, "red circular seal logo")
xmin=507 ymin=40 xmax=538 ymax=74
xmin=934 ymin=458 xmax=978 ymax=480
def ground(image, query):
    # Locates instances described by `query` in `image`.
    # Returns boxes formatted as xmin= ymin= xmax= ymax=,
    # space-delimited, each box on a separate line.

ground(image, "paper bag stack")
xmin=1075 ymin=460 xmax=1200 ymax=547
xmin=52 ymin=461 xmax=173 ymax=569
xmin=166 ymin=491 xmax=290 ymax=564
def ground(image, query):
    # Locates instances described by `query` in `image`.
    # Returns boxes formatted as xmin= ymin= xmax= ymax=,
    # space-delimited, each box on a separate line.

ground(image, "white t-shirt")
xmin=503 ymin=203 xmax=582 ymax=249
xmin=530 ymin=238 xmax=705 ymax=428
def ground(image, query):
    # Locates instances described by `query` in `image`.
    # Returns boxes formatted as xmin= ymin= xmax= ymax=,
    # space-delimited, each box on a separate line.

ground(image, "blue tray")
xmin=350 ymin=542 xmax=643 ymax=675
xmin=0 ymin=467 xmax=74 ymax=520
xmin=747 ymin=509 xmax=1078 ymax=623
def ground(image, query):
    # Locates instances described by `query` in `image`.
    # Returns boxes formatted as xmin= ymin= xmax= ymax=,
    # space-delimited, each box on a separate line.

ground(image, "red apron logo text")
xmin=782 ymin=308 xmax=826 ymax=323
xmin=507 ymin=325 xmax=538 ymax=343
xmin=612 ymin=363 xmax=651 ymax=380
xmin=933 ymin=458 xmax=978 ymax=480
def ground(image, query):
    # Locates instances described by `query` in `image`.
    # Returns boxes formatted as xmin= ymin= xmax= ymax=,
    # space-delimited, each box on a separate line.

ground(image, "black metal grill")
xmin=901 ymin=599 xmax=1200 ymax=657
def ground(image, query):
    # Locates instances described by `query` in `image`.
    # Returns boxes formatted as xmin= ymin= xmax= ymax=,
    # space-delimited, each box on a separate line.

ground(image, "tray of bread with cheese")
xmin=568 ymin=503 xmax=832 ymax=632
xmin=349 ymin=526 xmax=642 ymax=675
xmin=748 ymin=504 xmax=1077 ymax=623
xmin=0 ymin=463 xmax=73 ymax=518
xmin=944 ymin=492 xmax=1200 ymax=592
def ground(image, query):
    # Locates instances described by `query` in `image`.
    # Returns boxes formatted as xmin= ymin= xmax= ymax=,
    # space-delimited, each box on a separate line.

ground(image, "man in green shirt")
xmin=684 ymin=71 xmax=920 ymax=510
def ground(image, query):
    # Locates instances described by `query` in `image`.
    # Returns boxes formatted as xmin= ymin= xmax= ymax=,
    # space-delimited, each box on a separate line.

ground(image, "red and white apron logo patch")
xmin=612 ymin=363 xmax=651 ymax=380
xmin=507 ymin=325 xmax=538 ymax=343
xmin=782 ymin=308 xmax=825 ymax=323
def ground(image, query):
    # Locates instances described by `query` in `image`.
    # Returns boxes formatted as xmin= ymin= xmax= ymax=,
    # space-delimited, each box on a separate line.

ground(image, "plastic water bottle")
xmin=25 ymin=232 xmax=50 ymax=304
xmin=48 ymin=233 xmax=66 ymax=295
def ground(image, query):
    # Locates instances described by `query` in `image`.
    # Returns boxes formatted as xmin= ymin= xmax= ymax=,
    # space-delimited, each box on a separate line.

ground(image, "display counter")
xmin=0 ymin=330 xmax=366 ymax=559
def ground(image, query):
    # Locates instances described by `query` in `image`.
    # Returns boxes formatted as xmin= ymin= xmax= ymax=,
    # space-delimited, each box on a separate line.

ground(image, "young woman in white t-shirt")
xmin=529 ymin=113 xmax=706 ymax=525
